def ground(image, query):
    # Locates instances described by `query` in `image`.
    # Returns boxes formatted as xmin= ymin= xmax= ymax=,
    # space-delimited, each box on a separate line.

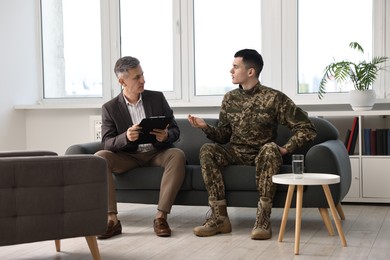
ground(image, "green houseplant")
xmin=318 ymin=42 xmax=388 ymax=102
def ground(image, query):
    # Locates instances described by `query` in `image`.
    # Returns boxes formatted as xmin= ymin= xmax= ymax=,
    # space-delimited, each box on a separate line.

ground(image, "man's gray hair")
xmin=114 ymin=56 xmax=140 ymax=78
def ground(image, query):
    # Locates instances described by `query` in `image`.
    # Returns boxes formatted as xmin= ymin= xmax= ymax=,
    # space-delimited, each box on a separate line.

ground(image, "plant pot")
xmin=349 ymin=89 xmax=376 ymax=111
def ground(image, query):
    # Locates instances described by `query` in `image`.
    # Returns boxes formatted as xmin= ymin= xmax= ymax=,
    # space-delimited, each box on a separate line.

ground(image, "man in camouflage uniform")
xmin=188 ymin=49 xmax=316 ymax=240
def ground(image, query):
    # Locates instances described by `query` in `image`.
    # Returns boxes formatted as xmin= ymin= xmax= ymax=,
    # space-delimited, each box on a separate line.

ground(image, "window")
xmin=38 ymin=0 xmax=389 ymax=106
xmin=120 ymin=0 xmax=177 ymax=96
xmin=193 ymin=0 xmax=261 ymax=96
xmin=298 ymin=0 xmax=372 ymax=95
xmin=41 ymin=0 xmax=102 ymax=99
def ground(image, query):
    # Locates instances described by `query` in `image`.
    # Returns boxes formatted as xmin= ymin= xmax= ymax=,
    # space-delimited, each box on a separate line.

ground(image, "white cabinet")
xmin=344 ymin=157 xmax=360 ymax=200
xmin=362 ymin=157 xmax=390 ymax=200
xmin=309 ymin=110 xmax=390 ymax=203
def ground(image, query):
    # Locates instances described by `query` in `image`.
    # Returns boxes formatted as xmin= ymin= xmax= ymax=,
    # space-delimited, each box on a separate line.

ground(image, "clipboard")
xmin=137 ymin=116 xmax=173 ymax=144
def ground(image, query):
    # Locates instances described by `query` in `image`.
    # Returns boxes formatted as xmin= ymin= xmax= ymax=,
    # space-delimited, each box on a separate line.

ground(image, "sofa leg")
xmin=318 ymin=208 xmax=334 ymax=236
xmin=85 ymin=236 xmax=101 ymax=260
xmin=336 ymin=203 xmax=346 ymax=220
xmin=54 ymin=240 xmax=60 ymax=252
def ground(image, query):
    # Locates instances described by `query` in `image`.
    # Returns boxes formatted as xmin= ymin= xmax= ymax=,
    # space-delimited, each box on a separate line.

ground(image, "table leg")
xmin=336 ymin=203 xmax=346 ymax=220
xmin=318 ymin=208 xmax=335 ymax=235
xmin=295 ymin=185 xmax=303 ymax=255
xmin=322 ymin=184 xmax=347 ymax=247
xmin=278 ymin=184 xmax=295 ymax=242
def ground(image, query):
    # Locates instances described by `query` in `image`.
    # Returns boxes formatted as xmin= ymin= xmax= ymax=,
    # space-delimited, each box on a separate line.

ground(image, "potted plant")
xmin=318 ymin=42 xmax=388 ymax=110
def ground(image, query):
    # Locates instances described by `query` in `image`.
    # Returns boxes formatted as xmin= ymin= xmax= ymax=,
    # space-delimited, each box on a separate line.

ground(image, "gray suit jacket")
xmin=101 ymin=90 xmax=180 ymax=153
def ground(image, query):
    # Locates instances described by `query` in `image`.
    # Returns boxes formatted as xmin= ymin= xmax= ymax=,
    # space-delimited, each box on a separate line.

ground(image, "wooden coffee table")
xmin=272 ymin=173 xmax=347 ymax=255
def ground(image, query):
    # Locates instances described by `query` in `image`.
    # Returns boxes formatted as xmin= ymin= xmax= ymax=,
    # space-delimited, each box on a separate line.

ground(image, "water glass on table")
xmin=292 ymin=154 xmax=304 ymax=179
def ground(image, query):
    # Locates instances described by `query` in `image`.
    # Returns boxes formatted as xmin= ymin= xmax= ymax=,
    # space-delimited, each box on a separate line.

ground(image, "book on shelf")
xmin=363 ymin=128 xmax=371 ymax=155
xmin=342 ymin=117 xmax=390 ymax=156
xmin=383 ymin=129 xmax=388 ymax=155
xmin=344 ymin=129 xmax=351 ymax=149
xmin=370 ymin=129 xmax=376 ymax=155
xmin=361 ymin=128 xmax=390 ymax=156
xmin=347 ymin=117 xmax=359 ymax=155
xmin=376 ymin=129 xmax=384 ymax=155
xmin=349 ymin=127 xmax=359 ymax=155
xmin=387 ymin=129 xmax=390 ymax=155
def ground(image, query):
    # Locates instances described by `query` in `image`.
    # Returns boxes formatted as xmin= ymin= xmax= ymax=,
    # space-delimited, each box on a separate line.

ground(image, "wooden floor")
xmin=1 ymin=202 xmax=390 ymax=259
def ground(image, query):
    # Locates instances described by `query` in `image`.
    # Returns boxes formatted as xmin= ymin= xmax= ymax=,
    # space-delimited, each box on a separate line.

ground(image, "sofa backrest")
xmin=175 ymin=118 xmax=218 ymax=165
xmin=174 ymin=116 xmax=339 ymax=165
xmin=0 ymin=150 xmax=57 ymax=157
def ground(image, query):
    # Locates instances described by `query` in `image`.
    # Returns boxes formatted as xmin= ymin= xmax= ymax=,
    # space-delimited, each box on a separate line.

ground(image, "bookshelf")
xmin=308 ymin=110 xmax=390 ymax=203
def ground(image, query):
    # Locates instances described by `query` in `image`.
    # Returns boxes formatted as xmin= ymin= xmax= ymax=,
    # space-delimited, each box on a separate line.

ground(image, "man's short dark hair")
xmin=234 ymin=49 xmax=264 ymax=78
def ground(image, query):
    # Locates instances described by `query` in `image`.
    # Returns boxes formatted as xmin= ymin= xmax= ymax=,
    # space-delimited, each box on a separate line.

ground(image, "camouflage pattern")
xmin=200 ymin=82 xmax=317 ymax=200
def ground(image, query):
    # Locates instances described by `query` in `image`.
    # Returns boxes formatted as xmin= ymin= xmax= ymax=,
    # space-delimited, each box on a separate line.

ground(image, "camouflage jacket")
xmin=203 ymin=82 xmax=317 ymax=157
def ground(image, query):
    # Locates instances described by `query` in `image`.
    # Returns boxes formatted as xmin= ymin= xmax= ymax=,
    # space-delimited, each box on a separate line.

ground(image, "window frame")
xmin=38 ymin=0 xmax=112 ymax=105
xmin=37 ymin=0 xmax=390 ymax=107
xmin=279 ymin=0 xmax=389 ymax=105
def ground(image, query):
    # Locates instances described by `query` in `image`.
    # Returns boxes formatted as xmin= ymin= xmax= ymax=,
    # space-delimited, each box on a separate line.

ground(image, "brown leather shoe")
xmin=154 ymin=218 xmax=171 ymax=237
xmin=97 ymin=220 xmax=122 ymax=239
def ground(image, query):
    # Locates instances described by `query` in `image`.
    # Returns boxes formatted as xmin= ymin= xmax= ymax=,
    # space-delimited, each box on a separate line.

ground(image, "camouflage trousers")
xmin=199 ymin=142 xmax=283 ymax=201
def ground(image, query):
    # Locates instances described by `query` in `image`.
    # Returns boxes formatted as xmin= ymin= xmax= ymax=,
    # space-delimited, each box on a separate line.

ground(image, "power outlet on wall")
xmin=89 ymin=116 xmax=102 ymax=141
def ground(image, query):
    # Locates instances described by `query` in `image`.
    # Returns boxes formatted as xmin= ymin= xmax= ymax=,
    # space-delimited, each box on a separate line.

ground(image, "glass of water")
xmin=292 ymin=154 xmax=304 ymax=179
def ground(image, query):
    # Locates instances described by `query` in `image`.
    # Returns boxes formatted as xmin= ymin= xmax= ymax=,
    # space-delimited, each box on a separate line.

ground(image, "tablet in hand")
xmin=137 ymin=116 xmax=173 ymax=144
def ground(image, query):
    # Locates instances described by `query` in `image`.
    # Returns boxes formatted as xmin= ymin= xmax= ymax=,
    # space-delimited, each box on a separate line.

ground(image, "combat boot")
xmin=251 ymin=197 xmax=272 ymax=240
xmin=193 ymin=196 xmax=232 ymax=237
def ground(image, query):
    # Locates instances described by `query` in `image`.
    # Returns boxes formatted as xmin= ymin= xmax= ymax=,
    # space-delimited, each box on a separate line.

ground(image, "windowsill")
xmin=14 ymin=103 xmax=104 ymax=110
xmin=14 ymin=99 xmax=390 ymax=111
xmin=13 ymin=99 xmax=224 ymax=110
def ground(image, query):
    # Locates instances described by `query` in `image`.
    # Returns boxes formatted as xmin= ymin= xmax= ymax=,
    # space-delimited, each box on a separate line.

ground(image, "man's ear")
xmin=248 ymin=68 xmax=255 ymax=77
xmin=118 ymin=78 xmax=125 ymax=86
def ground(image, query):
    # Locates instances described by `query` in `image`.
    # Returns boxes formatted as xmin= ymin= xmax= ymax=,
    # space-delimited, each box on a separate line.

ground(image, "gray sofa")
xmin=0 ymin=151 xmax=107 ymax=260
xmin=65 ymin=117 xmax=351 ymax=211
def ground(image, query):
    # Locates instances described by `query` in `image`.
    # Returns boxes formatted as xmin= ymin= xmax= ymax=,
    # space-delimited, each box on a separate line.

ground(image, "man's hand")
xmin=278 ymin=146 xmax=288 ymax=155
xmin=188 ymin=114 xmax=207 ymax=129
xmin=151 ymin=126 xmax=169 ymax=142
xmin=127 ymin=124 xmax=141 ymax=142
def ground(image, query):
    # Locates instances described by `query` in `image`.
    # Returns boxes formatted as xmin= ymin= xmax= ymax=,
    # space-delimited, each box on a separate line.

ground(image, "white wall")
xmin=0 ymin=1 xmax=102 ymax=154
xmin=0 ymin=0 xmax=38 ymax=151
xmin=25 ymin=109 xmax=101 ymax=154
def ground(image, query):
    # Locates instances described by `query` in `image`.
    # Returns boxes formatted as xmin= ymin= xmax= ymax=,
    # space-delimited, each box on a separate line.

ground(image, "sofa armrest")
xmin=65 ymin=141 xmax=102 ymax=155
xmin=305 ymin=139 xmax=352 ymax=201
xmin=0 ymin=150 xmax=57 ymax=157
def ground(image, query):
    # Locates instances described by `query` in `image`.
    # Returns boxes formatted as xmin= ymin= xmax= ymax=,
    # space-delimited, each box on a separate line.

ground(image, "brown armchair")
xmin=0 ymin=151 xmax=107 ymax=260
